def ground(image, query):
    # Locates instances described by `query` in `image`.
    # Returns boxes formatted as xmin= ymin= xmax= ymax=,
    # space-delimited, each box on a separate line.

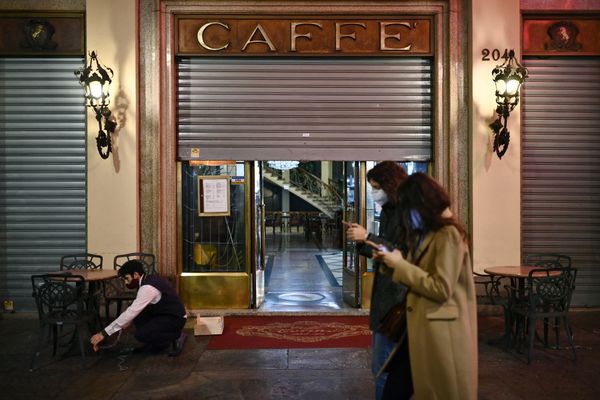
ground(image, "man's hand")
xmin=344 ymin=221 xmax=368 ymax=242
xmin=90 ymin=332 xmax=105 ymax=352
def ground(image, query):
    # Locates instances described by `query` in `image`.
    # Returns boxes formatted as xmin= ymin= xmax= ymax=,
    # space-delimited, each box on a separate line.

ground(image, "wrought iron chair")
xmin=508 ymin=267 xmax=578 ymax=364
xmin=474 ymin=271 xmax=505 ymax=304
xmin=523 ymin=253 xmax=572 ymax=342
xmin=60 ymin=253 xmax=103 ymax=270
xmin=524 ymin=253 xmax=571 ymax=269
xmin=474 ymin=271 xmax=513 ymax=345
xmin=102 ymin=252 xmax=156 ymax=323
xmin=60 ymin=253 xmax=104 ymax=324
xmin=30 ymin=274 xmax=96 ymax=371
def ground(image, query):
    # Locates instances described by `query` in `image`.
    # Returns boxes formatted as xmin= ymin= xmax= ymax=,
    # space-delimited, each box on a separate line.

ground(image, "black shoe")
xmin=132 ymin=344 xmax=152 ymax=354
xmin=132 ymin=343 xmax=168 ymax=354
xmin=168 ymin=332 xmax=187 ymax=357
xmin=150 ymin=343 xmax=170 ymax=353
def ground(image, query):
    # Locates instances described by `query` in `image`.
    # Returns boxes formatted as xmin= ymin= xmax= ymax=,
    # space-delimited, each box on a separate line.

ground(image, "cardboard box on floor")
xmin=194 ymin=316 xmax=224 ymax=335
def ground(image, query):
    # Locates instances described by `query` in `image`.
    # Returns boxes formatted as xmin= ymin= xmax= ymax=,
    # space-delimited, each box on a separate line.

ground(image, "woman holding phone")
xmin=368 ymin=173 xmax=478 ymax=400
xmin=344 ymin=161 xmax=408 ymax=400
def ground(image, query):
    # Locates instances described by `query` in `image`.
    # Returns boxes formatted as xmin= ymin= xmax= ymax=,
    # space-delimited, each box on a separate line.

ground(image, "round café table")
xmin=484 ymin=265 xmax=561 ymax=279
xmin=483 ymin=266 xmax=562 ymax=349
xmin=484 ymin=265 xmax=562 ymax=302
xmin=50 ymin=269 xmax=119 ymax=327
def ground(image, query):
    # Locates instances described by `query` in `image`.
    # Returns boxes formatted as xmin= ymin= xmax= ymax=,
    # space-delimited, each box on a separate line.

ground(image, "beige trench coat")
xmin=388 ymin=225 xmax=478 ymax=400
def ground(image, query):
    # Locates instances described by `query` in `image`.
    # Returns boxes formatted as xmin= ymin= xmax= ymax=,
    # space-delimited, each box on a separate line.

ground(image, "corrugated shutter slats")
xmin=177 ymin=58 xmax=432 ymax=161
xmin=522 ymin=57 xmax=600 ymax=306
xmin=0 ymin=58 xmax=87 ymax=311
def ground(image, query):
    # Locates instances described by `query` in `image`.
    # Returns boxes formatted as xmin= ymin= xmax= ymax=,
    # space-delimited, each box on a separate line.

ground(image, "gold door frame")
xmin=139 ymin=0 xmax=469 ymax=291
xmin=177 ymin=162 xmax=253 ymax=309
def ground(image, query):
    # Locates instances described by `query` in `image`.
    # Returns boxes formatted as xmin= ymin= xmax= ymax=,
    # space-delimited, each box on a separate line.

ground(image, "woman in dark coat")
xmin=345 ymin=161 xmax=409 ymax=400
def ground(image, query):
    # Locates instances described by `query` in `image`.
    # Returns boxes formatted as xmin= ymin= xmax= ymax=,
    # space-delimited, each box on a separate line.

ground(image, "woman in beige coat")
xmin=369 ymin=173 xmax=478 ymax=400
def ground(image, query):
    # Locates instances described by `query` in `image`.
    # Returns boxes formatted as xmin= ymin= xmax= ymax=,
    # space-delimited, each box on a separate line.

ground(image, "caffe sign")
xmin=177 ymin=16 xmax=432 ymax=56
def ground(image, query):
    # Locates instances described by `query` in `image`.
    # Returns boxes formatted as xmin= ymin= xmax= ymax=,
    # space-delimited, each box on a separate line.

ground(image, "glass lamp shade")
xmin=494 ymin=75 xmax=522 ymax=108
xmin=491 ymin=50 xmax=528 ymax=111
xmin=88 ymin=80 xmax=104 ymax=101
xmin=506 ymin=78 xmax=520 ymax=96
xmin=494 ymin=78 xmax=507 ymax=96
xmin=75 ymin=51 xmax=113 ymax=109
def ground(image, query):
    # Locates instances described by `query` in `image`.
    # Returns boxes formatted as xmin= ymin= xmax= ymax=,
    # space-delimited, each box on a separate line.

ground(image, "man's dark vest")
xmin=140 ymin=275 xmax=186 ymax=318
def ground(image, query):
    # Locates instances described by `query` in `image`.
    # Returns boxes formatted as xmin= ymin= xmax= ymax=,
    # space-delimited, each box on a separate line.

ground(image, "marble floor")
xmin=260 ymin=229 xmax=353 ymax=313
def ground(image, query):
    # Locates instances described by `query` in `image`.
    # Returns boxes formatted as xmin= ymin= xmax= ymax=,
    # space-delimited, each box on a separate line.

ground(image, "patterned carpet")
xmin=206 ymin=315 xmax=371 ymax=349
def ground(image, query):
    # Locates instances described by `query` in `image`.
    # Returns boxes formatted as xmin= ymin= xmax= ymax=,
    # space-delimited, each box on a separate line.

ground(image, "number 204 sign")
xmin=481 ymin=48 xmax=511 ymax=61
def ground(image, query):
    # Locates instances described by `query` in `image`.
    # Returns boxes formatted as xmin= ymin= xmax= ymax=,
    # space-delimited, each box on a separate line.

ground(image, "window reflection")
xmin=182 ymin=162 xmax=246 ymax=272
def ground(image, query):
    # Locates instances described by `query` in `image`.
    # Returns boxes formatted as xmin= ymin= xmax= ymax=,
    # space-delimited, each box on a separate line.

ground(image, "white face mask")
xmin=371 ymin=188 xmax=388 ymax=206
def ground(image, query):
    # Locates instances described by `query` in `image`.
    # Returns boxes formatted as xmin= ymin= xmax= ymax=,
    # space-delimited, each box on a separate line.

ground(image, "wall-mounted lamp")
xmin=489 ymin=49 xmax=528 ymax=159
xmin=75 ymin=51 xmax=117 ymax=159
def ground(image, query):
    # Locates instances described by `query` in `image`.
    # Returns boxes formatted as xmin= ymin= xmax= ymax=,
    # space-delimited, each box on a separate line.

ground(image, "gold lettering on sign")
xmin=335 ymin=23 xmax=367 ymax=51
xmin=197 ymin=22 xmax=230 ymax=51
xmin=291 ymin=22 xmax=323 ymax=52
xmin=380 ymin=22 xmax=414 ymax=51
xmin=242 ymin=24 xmax=276 ymax=51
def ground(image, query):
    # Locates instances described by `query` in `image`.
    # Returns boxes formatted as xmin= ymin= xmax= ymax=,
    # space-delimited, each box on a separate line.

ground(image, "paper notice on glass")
xmin=200 ymin=176 xmax=230 ymax=215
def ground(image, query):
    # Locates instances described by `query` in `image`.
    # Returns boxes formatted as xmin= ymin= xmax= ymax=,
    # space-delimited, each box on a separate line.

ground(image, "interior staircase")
xmin=263 ymin=166 xmax=342 ymax=218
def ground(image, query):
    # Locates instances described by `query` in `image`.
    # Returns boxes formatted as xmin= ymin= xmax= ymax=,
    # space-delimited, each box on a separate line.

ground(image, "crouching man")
xmin=91 ymin=260 xmax=187 ymax=356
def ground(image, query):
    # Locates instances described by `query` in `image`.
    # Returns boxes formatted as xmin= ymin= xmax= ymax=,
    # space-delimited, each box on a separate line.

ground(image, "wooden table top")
xmin=484 ymin=266 xmax=562 ymax=278
xmin=52 ymin=269 xmax=118 ymax=282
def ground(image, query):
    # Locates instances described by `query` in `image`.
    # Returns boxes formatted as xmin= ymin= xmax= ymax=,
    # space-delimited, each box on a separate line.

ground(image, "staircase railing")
xmin=264 ymin=165 xmax=343 ymax=211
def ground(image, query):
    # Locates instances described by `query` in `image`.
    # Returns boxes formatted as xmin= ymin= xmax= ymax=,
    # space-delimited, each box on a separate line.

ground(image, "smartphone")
xmin=365 ymin=240 xmax=389 ymax=253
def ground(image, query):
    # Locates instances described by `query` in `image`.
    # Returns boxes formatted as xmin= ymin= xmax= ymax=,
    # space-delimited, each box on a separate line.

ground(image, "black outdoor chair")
xmin=508 ymin=267 xmax=578 ymax=364
xmin=474 ymin=271 xmax=513 ymax=345
xmin=103 ymin=252 xmax=156 ymax=323
xmin=524 ymin=253 xmax=571 ymax=269
xmin=474 ymin=271 xmax=506 ymax=305
xmin=60 ymin=253 xmax=104 ymax=323
xmin=60 ymin=253 xmax=103 ymax=270
xmin=30 ymin=274 xmax=96 ymax=371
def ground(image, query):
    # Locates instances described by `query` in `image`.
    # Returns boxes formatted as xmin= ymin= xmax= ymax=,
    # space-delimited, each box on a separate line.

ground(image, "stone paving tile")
xmin=1 ymin=311 xmax=600 ymax=400
xmin=288 ymin=348 xmax=371 ymax=370
xmin=194 ymin=349 xmax=290 ymax=371
xmin=116 ymin=369 xmax=374 ymax=400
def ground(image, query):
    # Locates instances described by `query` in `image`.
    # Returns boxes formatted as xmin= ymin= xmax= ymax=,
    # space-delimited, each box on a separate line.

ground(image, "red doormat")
xmin=206 ymin=315 xmax=372 ymax=350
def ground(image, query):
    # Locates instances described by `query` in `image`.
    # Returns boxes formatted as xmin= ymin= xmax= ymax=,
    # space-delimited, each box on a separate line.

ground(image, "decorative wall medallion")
xmin=21 ymin=19 xmax=58 ymax=50
xmin=545 ymin=21 xmax=581 ymax=52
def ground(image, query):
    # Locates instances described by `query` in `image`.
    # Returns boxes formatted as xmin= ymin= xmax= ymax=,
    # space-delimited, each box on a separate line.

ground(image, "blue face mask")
xmin=409 ymin=209 xmax=424 ymax=230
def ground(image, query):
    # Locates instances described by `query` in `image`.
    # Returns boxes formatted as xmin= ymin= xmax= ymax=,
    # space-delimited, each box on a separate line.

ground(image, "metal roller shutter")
xmin=0 ymin=58 xmax=87 ymax=312
xmin=522 ymin=57 xmax=600 ymax=306
xmin=177 ymin=57 xmax=432 ymax=161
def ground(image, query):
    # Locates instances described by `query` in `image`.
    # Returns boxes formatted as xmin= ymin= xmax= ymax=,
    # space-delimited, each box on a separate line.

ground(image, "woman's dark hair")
xmin=366 ymin=161 xmax=408 ymax=205
xmin=397 ymin=172 xmax=467 ymax=252
xmin=118 ymin=259 xmax=145 ymax=277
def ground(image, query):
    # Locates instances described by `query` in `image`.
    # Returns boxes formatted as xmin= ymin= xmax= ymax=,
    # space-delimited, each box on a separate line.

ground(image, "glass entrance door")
xmin=341 ymin=161 xmax=365 ymax=308
xmin=179 ymin=161 xmax=252 ymax=309
xmin=259 ymin=161 xmax=361 ymax=311
xmin=252 ymin=161 xmax=266 ymax=308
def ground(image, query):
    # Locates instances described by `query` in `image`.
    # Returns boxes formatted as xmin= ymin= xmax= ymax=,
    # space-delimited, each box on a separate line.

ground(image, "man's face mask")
xmin=371 ymin=188 xmax=388 ymax=206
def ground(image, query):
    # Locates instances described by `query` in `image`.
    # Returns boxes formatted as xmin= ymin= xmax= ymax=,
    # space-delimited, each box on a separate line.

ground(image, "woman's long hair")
xmin=366 ymin=161 xmax=408 ymax=205
xmin=397 ymin=173 xmax=468 ymax=253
